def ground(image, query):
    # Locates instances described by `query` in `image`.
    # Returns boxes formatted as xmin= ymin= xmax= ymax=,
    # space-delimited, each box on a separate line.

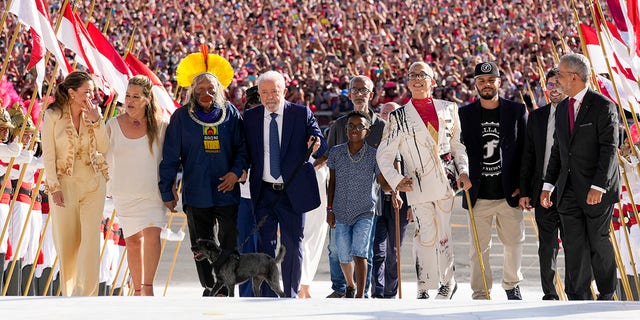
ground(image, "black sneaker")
xmin=203 ymin=288 xmax=213 ymax=297
xmin=435 ymin=281 xmax=458 ymax=300
xmin=505 ymin=286 xmax=522 ymax=300
xmin=417 ymin=290 xmax=429 ymax=299
xmin=344 ymin=287 xmax=356 ymax=298
xmin=326 ymin=290 xmax=345 ymax=298
xmin=542 ymin=294 xmax=559 ymax=300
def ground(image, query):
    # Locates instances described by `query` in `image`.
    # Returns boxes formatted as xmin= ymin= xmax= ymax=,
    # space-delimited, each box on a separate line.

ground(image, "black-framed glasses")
xmin=350 ymin=88 xmax=372 ymax=95
xmin=546 ymin=82 xmax=560 ymax=90
xmin=408 ymin=72 xmax=432 ymax=80
xmin=346 ymin=124 xmax=369 ymax=132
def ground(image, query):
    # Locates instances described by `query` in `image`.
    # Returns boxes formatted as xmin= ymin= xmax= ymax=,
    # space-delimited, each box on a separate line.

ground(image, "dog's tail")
xmin=275 ymin=245 xmax=286 ymax=264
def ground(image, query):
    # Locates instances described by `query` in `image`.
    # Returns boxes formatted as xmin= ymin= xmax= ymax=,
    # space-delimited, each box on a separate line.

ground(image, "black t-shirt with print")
xmin=478 ymin=107 xmax=504 ymax=200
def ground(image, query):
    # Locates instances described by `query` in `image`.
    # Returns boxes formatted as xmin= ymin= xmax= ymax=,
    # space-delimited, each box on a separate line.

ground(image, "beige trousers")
xmin=51 ymin=160 xmax=105 ymax=296
xmin=412 ymin=196 xmax=456 ymax=291
xmin=468 ymin=199 xmax=524 ymax=299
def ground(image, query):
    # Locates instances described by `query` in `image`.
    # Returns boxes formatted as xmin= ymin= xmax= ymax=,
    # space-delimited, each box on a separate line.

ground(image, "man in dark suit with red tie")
xmin=540 ymin=53 xmax=620 ymax=300
xmin=520 ymin=68 xmax=567 ymax=300
xmin=243 ymin=71 xmax=327 ymax=297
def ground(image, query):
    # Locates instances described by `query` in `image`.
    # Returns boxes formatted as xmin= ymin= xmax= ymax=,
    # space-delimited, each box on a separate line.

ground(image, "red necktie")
xmin=568 ymin=97 xmax=576 ymax=134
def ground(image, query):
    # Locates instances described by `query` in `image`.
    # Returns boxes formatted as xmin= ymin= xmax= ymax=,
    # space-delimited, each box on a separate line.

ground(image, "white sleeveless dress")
xmin=107 ymin=119 xmax=167 ymax=237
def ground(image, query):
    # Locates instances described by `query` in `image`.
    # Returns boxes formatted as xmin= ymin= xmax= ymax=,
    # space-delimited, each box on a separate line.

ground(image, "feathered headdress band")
xmin=175 ymin=45 xmax=234 ymax=88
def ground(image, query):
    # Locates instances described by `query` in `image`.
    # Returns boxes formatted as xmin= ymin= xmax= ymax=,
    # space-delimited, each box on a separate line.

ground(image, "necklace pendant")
xmin=133 ymin=120 xmax=141 ymax=127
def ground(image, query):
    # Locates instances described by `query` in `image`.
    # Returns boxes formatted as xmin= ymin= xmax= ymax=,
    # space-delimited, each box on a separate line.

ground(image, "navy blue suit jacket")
xmin=244 ymin=101 xmax=328 ymax=214
xmin=459 ymin=98 xmax=528 ymax=209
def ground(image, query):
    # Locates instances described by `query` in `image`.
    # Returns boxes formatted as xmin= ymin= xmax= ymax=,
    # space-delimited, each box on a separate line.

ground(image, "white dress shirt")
xmin=262 ymin=104 xmax=284 ymax=183
xmin=542 ymin=103 xmax=557 ymax=176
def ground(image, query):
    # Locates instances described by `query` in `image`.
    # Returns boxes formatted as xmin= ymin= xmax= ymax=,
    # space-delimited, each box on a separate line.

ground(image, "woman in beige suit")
xmin=41 ymin=71 xmax=109 ymax=296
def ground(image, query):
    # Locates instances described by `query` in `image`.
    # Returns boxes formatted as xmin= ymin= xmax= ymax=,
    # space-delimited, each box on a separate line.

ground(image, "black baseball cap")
xmin=474 ymin=62 xmax=500 ymax=78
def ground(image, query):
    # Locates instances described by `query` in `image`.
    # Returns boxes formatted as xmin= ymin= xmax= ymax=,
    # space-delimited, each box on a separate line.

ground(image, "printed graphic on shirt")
xmin=481 ymin=121 xmax=501 ymax=177
xmin=203 ymin=126 xmax=220 ymax=153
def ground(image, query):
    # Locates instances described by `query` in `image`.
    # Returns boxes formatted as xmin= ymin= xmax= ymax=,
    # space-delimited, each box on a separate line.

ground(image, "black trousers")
xmin=558 ymin=181 xmax=617 ymax=300
xmin=184 ymin=204 xmax=238 ymax=289
xmin=534 ymin=201 xmax=562 ymax=298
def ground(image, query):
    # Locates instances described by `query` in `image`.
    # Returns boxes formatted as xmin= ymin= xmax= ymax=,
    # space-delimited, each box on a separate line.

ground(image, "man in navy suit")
xmin=243 ymin=71 xmax=327 ymax=297
xmin=541 ymin=53 xmax=620 ymax=300
xmin=520 ymin=68 xmax=566 ymax=300
xmin=459 ymin=62 xmax=527 ymax=300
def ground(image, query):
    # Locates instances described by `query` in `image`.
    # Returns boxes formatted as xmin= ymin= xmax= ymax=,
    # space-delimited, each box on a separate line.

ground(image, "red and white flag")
xmin=124 ymin=53 xmax=178 ymax=118
xmin=57 ymin=3 xmax=130 ymax=102
xmin=9 ymin=0 xmax=71 ymax=95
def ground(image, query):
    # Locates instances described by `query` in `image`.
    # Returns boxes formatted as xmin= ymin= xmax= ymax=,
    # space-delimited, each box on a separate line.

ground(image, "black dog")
xmin=192 ymin=238 xmax=286 ymax=297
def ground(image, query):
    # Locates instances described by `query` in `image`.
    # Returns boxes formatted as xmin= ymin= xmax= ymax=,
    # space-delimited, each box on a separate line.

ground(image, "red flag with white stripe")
xmin=57 ymin=3 xmax=130 ymax=102
xmin=124 ymin=53 xmax=178 ymax=117
xmin=9 ymin=0 xmax=71 ymax=94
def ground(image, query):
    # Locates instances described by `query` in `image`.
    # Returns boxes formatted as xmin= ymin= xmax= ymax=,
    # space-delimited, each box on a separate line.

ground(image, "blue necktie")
xmin=269 ymin=113 xmax=281 ymax=179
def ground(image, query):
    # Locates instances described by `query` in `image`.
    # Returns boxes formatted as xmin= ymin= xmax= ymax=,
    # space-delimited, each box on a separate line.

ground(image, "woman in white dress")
xmin=107 ymin=75 xmax=167 ymax=296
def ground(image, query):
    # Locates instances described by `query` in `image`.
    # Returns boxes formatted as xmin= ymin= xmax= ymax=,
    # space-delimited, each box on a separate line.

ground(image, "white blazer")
xmin=376 ymin=99 xmax=469 ymax=205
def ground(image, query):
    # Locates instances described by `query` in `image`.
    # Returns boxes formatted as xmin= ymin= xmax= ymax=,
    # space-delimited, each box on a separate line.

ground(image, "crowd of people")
xmin=0 ymin=0 xmax=637 ymax=303
xmin=1 ymin=0 xmax=595 ymax=123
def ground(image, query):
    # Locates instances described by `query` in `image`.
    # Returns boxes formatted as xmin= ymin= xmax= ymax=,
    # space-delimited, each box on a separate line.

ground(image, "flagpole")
xmin=22 ymin=172 xmax=49 ymax=295
xmin=102 ymin=8 xmax=112 ymax=33
xmin=124 ymin=26 xmax=137 ymax=58
xmin=536 ymin=55 xmax=551 ymax=104
xmin=616 ymin=158 xmax=640 ymax=299
xmin=0 ymin=0 xmax=15 ymax=36
xmin=593 ymin=0 xmax=640 ymax=138
xmin=0 ymin=23 xmax=22 ymax=83
xmin=610 ymin=219 xmax=635 ymax=300
xmin=589 ymin=0 xmax=640 ymax=160
xmin=85 ymin=0 xmax=97 ymax=27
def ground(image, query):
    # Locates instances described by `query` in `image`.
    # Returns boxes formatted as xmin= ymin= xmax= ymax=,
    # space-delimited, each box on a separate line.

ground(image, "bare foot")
xmin=297 ymin=285 xmax=311 ymax=298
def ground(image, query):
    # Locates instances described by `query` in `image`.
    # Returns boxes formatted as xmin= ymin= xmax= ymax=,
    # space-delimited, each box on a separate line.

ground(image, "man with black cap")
xmin=459 ymin=62 xmax=527 ymax=300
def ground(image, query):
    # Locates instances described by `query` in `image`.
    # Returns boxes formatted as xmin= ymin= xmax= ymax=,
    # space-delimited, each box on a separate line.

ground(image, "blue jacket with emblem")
xmin=159 ymin=103 xmax=248 ymax=208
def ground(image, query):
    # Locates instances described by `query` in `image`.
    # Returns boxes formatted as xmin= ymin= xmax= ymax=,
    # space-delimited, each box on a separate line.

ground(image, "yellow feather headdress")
xmin=176 ymin=45 xmax=234 ymax=89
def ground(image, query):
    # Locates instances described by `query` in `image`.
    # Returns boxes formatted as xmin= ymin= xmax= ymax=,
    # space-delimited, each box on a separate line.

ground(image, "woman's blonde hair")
xmin=128 ymin=75 xmax=161 ymax=153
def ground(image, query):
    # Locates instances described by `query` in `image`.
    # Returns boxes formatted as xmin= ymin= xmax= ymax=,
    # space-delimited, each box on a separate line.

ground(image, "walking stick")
xmin=394 ymin=192 xmax=402 ymax=299
xmin=163 ymin=212 xmax=188 ymax=296
xmin=464 ymin=189 xmax=490 ymax=299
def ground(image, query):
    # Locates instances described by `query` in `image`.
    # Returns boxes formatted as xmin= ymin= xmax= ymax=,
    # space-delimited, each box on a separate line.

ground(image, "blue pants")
xmin=328 ymin=222 xmax=374 ymax=295
xmin=254 ymin=184 xmax=305 ymax=298
xmin=237 ymin=197 xmax=257 ymax=297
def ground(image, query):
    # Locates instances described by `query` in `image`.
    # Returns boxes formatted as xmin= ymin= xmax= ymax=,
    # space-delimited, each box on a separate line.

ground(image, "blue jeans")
xmin=335 ymin=216 xmax=374 ymax=263
xmin=328 ymin=218 xmax=375 ymax=295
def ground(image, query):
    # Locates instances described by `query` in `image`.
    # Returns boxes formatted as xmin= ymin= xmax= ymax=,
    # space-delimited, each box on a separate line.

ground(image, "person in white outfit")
xmin=107 ymin=75 xmax=168 ymax=296
xmin=377 ymin=62 xmax=471 ymax=300
xmin=297 ymin=160 xmax=329 ymax=298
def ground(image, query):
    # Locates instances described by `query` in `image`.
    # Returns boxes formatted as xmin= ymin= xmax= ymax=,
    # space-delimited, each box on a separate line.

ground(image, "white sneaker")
xmin=435 ymin=281 xmax=458 ymax=300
